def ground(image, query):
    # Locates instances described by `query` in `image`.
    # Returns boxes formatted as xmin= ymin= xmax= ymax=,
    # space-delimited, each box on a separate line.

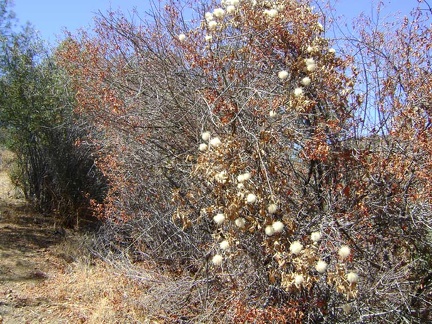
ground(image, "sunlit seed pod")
xmin=294 ymin=274 xmax=304 ymax=286
xmin=209 ymin=137 xmax=221 ymax=147
xmin=315 ymin=260 xmax=328 ymax=273
xmin=301 ymin=76 xmax=311 ymax=86
xmin=205 ymin=12 xmax=214 ymax=22
xmin=264 ymin=8 xmax=278 ymax=18
xmin=306 ymin=62 xmax=317 ymax=72
xmin=213 ymin=213 xmax=225 ymax=225
xmin=201 ymin=131 xmax=211 ymax=141
xmin=199 ymin=143 xmax=208 ymax=151
xmin=338 ymin=245 xmax=351 ymax=260
xmin=272 ymin=221 xmax=284 ymax=233
xmin=178 ymin=33 xmax=186 ymax=41
xmin=294 ymin=87 xmax=303 ymax=97
xmin=213 ymin=8 xmax=225 ymax=18
xmin=310 ymin=231 xmax=322 ymax=242
xmin=305 ymin=58 xmax=315 ymax=65
xmin=226 ymin=5 xmax=236 ymax=14
xmin=278 ymin=70 xmax=289 ymax=80
xmin=215 ymin=170 xmax=228 ymax=183
xmin=235 ymin=217 xmax=246 ymax=228
xmin=219 ymin=240 xmax=229 ymax=250
xmin=289 ymin=241 xmax=303 ymax=254
xmin=305 ymin=58 xmax=317 ymax=72
xmin=237 ymin=172 xmax=251 ymax=182
xmin=212 ymin=254 xmax=223 ymax=266
xmin=246 ymin=193 xmax=257 ymax=203
xmin=267 ymin=203 xmax=278 ymax=214
xmin=242 ymin=172 xmax=251 ymax=181
xmin=208 ymin=20 xmax=218 ymax=30
xmin=265 ymin=225 xmax=275 ymax=236
xmin=347 ymin=271 xmax=359 ymax=283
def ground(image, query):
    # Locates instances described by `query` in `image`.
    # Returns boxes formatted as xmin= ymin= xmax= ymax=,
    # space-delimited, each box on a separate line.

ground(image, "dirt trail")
xmin=0 ymin=150 xmax=151 ymax=323
xmin=0 ymin=151 xmax=70 ymax=323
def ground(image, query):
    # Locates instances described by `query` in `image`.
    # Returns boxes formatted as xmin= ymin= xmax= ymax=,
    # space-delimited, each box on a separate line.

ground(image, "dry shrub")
xmin=58 ymin=0 xmax=432 ymax=322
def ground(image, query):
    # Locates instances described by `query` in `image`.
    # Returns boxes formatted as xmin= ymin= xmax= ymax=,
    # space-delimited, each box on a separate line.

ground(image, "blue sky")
xmin=12 ymin=0 xmax=151 ymax=42
xmin=11 ymin=0 xmax=419 ymax=44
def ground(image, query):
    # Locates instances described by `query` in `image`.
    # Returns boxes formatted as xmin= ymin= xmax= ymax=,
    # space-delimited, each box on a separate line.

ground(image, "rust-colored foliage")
xmin=57 ymin=0 xmax=431 ymax=322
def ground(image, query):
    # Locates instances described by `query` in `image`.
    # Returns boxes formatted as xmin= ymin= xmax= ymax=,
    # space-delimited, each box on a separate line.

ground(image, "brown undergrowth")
xmin=0 ymin=149 xmax=154 ymax=323
xmin=0 ymin=148 xmax=251 ymax=323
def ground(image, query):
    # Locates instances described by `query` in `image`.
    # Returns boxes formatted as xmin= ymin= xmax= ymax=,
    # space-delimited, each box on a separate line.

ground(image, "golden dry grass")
xmin=0 ymin=148 xmax=163 ymax=323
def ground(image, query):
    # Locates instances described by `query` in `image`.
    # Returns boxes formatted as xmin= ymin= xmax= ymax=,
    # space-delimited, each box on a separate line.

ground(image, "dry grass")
xmin=0 ymin=148 xmax=157 ymax=323
xmin=25 ymin=258 xmax=149 ymax=323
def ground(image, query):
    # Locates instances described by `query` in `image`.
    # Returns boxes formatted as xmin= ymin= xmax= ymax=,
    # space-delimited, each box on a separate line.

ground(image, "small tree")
xmin=0 ymin=1 xmax=106 ymax=225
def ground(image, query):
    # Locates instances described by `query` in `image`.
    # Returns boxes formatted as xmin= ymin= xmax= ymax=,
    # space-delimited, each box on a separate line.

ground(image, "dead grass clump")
xmin=26 ymin=259 xmax=149 ymax=323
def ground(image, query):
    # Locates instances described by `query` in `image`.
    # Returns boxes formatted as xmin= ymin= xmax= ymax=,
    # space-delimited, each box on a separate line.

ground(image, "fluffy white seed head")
xmin=294 ymin=87 xmax=303 ymax=97
xmin=269 ymin=110 xmax=277 ymax=117
xmin=209 ymin=137 xmax=221 ymax=147
xmin=264 ymin=8 xmax=278 ymax=18
xmin=246 ymin=193 xmax=257 ymax=204
xmin=294 ymin=274 xmax=304 ymax=286
xmin=278 ymin=70 xmax=289 ymax=80
xmin=265 ymin=225 xmax=275 ymax=236
xmin=205 ymin=12 xmax=214 ymax=22
xmin=201 ymin=131 xmax=211 ymax=141
xmin=208 ymin=20 xmax=218 ymax=30
xmin=306 ymin=62 xmax=317 ymax=72
xmin=301 ymin=76 xmax=311 ymax=86
xmin=213 ymin=213 xmax=225 ymax=225
xmin=235 ymin=217 xmax=246 ymax=228
xmin=219 ymin=240 xmax=230 ymax=250
xmin=212 ymin=254 xmax=223 ymax=266
xmin=237 ymin=172 xmax=251 ymax=182
xmin=205 ymin=35 xmax=213 ymax=42
xmin=347 ymin=272 xmax=359 ymax=283
xmin=178 ymin=33 xmax=186 ymax=41
xmin=272 ymin=221 xmax=284 ymax=233
xmin=338 ymin=245 xmax=351 ymax=260
xmin=305 ymin=58 xmax=315 ymax=65
xmin=226 ymin=5 xmax=236 ymax=13
xmin=315 ymin=260 xmax=328 ymax=273
xmin=289 ymin=241 xmax=303 ymax=255
xmin=311 ymin=231 xmax=322 ymax=242
xmin=329 ymin=48 xmax=336 ymax=54
xmin=213 ymin=8 xmax=225 ymax=18
xmin=267 ymin=203 xmax=278 ymax=214
xmin=215 ymin=170 xmax=228 ymax=183
xmin=237 ymin=183 xmax=245 ymax=190
xmin=199 ymin=143 xmax=208 ymax=151
xmin=305 ymin=58 xmax=317 ymax=72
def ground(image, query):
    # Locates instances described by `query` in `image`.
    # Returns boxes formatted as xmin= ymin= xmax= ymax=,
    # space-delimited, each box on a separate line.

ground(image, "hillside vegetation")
xmin=0 ymin=0 xmax=431 ymax=322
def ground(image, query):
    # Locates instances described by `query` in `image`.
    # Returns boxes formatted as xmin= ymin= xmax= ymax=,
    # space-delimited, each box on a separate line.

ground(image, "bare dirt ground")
xmin=0 ymin=150 xmax=151 ymax=323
